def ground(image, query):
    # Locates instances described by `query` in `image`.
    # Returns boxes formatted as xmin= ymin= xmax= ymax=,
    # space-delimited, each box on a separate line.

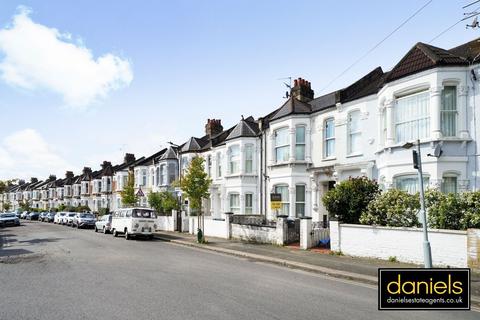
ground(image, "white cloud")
xmin=0 ymin=6 xmax=133 ymax=108
xmin=0 ymin=129 xmax=75 ymax=180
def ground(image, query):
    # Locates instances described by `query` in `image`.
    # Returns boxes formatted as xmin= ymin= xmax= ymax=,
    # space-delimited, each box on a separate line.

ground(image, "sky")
xmin=0 ymin=0 xmax=478 ymax=181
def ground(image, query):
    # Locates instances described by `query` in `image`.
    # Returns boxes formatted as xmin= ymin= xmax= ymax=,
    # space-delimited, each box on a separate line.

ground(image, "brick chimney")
xmin=124 ymin=153 xmax=135 ymax=164
xmin=205 ymin=119 xmax=223 ymax=137
xmin=30 ymin=177 xmax=38 ymax=183
xmin=65 ymin=171 xmax=74 ymax=179
xmin=48 ymin=175 xmax=56 ymax=182
xmin=291 ymin=77 xmax=314 ymax=102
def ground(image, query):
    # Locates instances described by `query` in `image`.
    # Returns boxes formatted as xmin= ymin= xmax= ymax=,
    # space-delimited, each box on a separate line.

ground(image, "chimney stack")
xmin=48 ymin=175 xmax=56 ymax=182
xmin=124 ymin=153 xmax=135 ymax=164
xmin=30 ymin=177 xmax=38 ymax=183
xmin=205 ymin=119 xmax=223 ymax=137
xmin=65 ymin=171 xmax=74 ymax=179
xmin=291 ymin=77 xmax=314 ymax=102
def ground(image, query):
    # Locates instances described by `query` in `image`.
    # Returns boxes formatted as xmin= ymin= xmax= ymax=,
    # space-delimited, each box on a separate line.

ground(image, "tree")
xmin=179 ymin=157 xmax=211 ymax=243
xmin=120 ymin=171 xmax=138 ymax=207
xmin=19 ymin=200 xmax=31 ymax=212
xmin=161 ymin=191 xmax=179 ymax=213
xmin=3 ymin=201 xmax=11 ymax=212
xmin=322 ymin=176 xmax=380 ymax=224
xmin=148 ymin=192 xmax=164 ymax=214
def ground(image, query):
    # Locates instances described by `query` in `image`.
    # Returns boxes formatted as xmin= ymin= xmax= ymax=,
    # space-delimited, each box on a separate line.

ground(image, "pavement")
xmin=0 ymin=221 xmax=478 ymax=320
xmin=153 ymin=230 xmax=480 ymax=302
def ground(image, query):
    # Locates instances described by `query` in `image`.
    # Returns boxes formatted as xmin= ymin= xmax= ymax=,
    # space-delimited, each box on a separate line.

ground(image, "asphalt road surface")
xmin=0 ymin=221 xmax=477 ymax=320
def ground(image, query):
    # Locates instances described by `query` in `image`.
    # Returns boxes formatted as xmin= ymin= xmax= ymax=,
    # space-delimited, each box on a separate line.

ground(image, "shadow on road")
xmin=17 ymin=238 xmax=63 ymax=245
xmin=0 ymin=248 xmax=33 ymax=257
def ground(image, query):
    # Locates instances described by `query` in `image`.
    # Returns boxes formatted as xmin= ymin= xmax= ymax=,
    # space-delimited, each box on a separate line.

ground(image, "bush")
xmin=426 ymin=190 xmax=464 ymax=230
xmin=460 ymin=191 xmax=480 ymax=229
xmin=322 ymin=177 xmax=380 ymax=224
xmin=359 ymin=189 xmax=420 ymax=227
xmin=98 ymin=207 xmax=110 ymax=216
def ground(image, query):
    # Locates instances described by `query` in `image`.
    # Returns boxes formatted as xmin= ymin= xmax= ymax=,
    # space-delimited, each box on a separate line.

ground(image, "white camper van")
xmin=111 ymin=208 xmax=157 ymax=240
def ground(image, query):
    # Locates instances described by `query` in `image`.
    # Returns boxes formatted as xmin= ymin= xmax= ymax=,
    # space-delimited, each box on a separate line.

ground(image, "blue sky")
xmin=0 ymin=0 xmax=478 ymax=180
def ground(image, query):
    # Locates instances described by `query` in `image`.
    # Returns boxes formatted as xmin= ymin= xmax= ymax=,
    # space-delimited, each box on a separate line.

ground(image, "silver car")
xmin=0 ymin=213 xmax=20 ymax=228
xmin=94 ymin=214 xmax=112 ymax=234
xmin=72 ymin=212 xmax=96 ymax=229
xmin=64 ymin=212 xmax=77 ymax=226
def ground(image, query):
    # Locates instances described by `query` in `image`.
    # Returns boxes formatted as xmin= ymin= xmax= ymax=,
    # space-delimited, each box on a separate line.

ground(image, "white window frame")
xmin=245 ymin=193 xmax=253 ymax=214
xmin=324 ymin=118 xmax=335 ymax=158
xmin=228 ymin=145 xmax=240 ymax=174
xmin=295 ymin=184 xmax=305 ymax=217
xmin=229 ymin=193 xmax=240 ymax=213
xmin=274 ymin=127 xmax=290 ymax=163
xmin=441 ymin=86 xmax=457 ymax=137
xmin=244 ymin=144 xmax=253 ymax=173
xmin=295 ymin=126 xmax=306 ymax=160
xmin=274 ymin=184 xmax=289 ymax=216
xmin=347 ymin=110 xmax=361 ymax=155
xmin=395 ymin=90 xmax=430 ymax=143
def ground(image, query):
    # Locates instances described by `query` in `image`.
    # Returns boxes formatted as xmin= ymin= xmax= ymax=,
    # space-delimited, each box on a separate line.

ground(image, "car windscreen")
xmin=59 ymin=213 xmax=66 ymax=216
xmin=132 ymin=209 xmax=156 ymax=219
xmin=79 ymin=213 xmax=94 ymax=219
xmin=1 ymin=214 xmax=15 ymax=218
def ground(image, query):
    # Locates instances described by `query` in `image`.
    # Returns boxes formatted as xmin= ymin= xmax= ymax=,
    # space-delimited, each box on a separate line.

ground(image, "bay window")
xmin=229 ymin=193 xmax=240 ymax=213
xmin=228 ymin=145 xmax=240 ymax=174
xmin=245 ymin=144 xmax=253 ymax=173
xmin=274 ymin=185 xmax=289 ymax=216
xmin=217 ymin=152 xmax=222 ymax=177
xmin=245 ymin=193 xmax=253 ymax=214
xmin=395 ymin=91 xmax=430 ymax=143
xmin=347 ymin=111 xmax=361 ymax=154
xmin=295 ymin=184 xmax=305 ymax=217
xmin=160 ymin=165 xmax=167 ymax=185
xmin=275 ymin=128 xmax=290 ymax=162
xmin=394 ymin=175 xmax=429 ymax=194
xmin=324 ymin=118 xmax=335 ymax=158
xmin=441 ymin=86 xmax=457 ymax=137
xmin=442 ymin=176 xmax=457 ymax=194
xmin=207 ymin=155 xmax=212 ymax=176
xmin=295 ymin=126 xmax=306 ymax=160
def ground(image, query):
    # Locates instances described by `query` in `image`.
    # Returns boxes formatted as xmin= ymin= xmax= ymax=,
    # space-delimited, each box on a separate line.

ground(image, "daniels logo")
xmin=378 ymin=268 xmax=470 ymax=310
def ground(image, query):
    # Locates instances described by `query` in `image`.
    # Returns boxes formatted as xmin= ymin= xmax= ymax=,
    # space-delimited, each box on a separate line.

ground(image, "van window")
xmin=132 ymin=209 xmax=156 ymax=219
xmin=126 ymin=210 xmax=132 ymax=218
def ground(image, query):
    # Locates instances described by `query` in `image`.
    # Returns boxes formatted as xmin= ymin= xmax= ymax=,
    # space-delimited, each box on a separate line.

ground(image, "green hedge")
xmin=359 ymin=189 xmax=420 ymax=227
xmin=322 ymin=177 xmax=380 ymax=224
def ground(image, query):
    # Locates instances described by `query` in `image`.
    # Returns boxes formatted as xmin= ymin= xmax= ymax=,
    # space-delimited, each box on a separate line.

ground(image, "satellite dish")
xmin=428 ymin=144 xmax=443 ymax=158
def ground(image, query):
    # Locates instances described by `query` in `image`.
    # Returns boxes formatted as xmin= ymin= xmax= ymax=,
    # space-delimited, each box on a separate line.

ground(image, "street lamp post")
xmin=403 ymin=139 xmax=432 ymax=268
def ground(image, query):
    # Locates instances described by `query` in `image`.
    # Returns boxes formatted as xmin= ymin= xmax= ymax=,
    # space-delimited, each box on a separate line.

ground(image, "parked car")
xmin=15 ymin=211 xmax=22 ymax=219
xmin=20 ymin=211 xmax=30 ymax=219
xmin=111 ymin=208 xmax=157 ymax=240
xmin=45 ymin=212 xmax=56 ymax=223
xmin=39 ymin=212 xmax=48 ymax=222
xmin=94 ymin=214 xmax=112 ymax=234
xmin=54 ymin=212 xmax=66 ymax=224
xmin=0 ymin=213 xmax=20 ymax=228
xmin=72 ymin=212 xmax=96 ymax=229
xmin=27 ymin=212 xmax=39 ymax=221
xmin=64 ymin=212 xmax=77 ymax=226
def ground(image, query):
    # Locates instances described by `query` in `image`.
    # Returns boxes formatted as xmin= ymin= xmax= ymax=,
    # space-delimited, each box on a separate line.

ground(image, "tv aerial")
xmin=277 ymin=76 xmax=292 ymax=99
xmin=466 ymin=16 xmax=480 ymax=29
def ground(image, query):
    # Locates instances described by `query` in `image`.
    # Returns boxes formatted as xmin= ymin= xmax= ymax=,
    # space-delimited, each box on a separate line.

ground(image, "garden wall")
xmin=330 ymin=221 xmax=469 ymax=268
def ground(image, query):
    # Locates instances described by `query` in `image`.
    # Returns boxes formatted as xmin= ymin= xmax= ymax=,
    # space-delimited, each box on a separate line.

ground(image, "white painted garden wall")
xmin=231 ymin=223 xmax=277 ymax=244
xmin=156 ymin=216 xmax=174 ymax=232
xmin=189 ymin=217 xmax=229 ymax=239
xmin=330 ymin=221 xmax=468 ymax=267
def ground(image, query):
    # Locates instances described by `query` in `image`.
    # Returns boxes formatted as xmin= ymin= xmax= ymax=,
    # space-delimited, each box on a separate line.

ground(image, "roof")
xmin=135 ymin=148 xmax=167 ymax=166
xmin=159 ymin=147 xmax=178 ymax=160
xmin=449 ymin=38 xmax=480 ymax=62
xmin=386 ymin=42 xmax=468 ymax=83
xmin=269 ymin=97 xmax=311 ymax=121
xmin=226 ymin=116 xmax=259 ymax=140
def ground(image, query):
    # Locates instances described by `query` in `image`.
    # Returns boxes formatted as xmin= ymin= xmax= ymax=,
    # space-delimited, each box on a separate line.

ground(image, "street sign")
xmin=270 ymin=193 xmax=281 ymax=210
xmin=136 ymin=188 xmax=145 ymax=197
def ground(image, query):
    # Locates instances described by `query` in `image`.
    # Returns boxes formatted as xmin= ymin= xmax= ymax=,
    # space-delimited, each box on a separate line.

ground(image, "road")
xmin=0 ymin=221 xmax=477 ymax=320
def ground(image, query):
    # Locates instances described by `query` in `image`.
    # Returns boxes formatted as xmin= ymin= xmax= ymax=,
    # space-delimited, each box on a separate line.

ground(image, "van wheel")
xmin=125 ymin=230 xmax=130 ymax=240
xmin=103 ymin=227 xmax=107 ymax=234
xmin=113 ymin=230 xmax=118 ymax=237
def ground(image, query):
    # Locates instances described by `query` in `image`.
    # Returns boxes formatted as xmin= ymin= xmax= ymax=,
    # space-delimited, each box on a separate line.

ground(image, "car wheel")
xmin=113 ymin=230 xmax=118 ymax=237
xmin=125 ymin=230 xmax=130 ymax=240
xmin=94 ymin=226 xmax=98 ymax=233
xmin=103 ymin=227 xmax=107 ymax=234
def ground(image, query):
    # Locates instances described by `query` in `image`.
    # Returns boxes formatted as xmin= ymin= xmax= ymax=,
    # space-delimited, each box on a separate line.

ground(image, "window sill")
xmin=346 ymin=153 xmax=363 ymax=158
xmin=322 ymin=157 xmax=336 ymax=161
xmin=269 ymin=160 xmax=311 ymax=168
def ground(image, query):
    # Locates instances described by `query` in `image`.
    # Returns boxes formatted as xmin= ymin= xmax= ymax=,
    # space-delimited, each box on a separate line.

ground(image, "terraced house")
xmin=2 ymin=38 xmax=480 ymax=226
